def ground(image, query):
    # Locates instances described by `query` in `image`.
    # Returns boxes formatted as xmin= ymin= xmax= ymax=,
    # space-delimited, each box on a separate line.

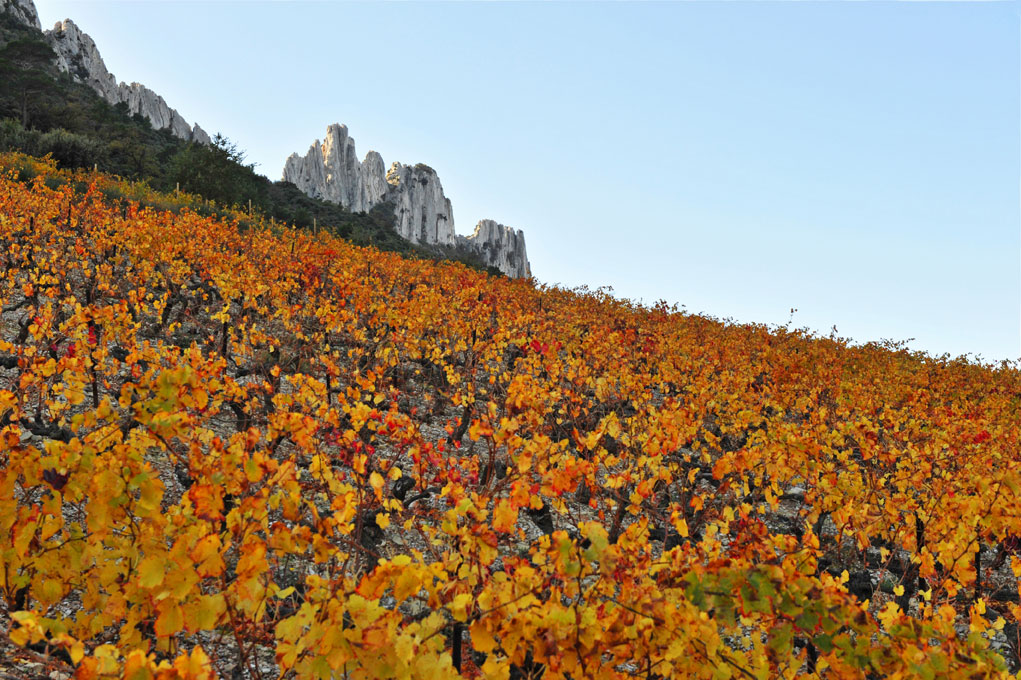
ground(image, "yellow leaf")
xmin=70 ymin=640 xmax=85 ymax=665
xmin=671 ymin=510 xmax=689 ymax=538
xmin=122 ymin=649 xmax=152 ymax=680
xmin=394 ymin=568 xmax=421 ymax=601
xmin=155 ymin=601 xmax=184 ymax=638
xmin=36 ymin=578 xmax=63 ymax=606
xmin=394 ymin=634 xmax=416 ymax=664
xmin=482 ymin=654 xmax=510 ymax=680
xmin=138 ymin=555 xmax=166 ymax=588
xmin=95 ymin=397 xmax=113 ymax=419
xmin=893 ymin=585 xmax=904 ymax=597
xmin=470 ymin=620 xmax=497 ymax=654
xmin=189 ymin=534 xmax=224 ymax=578
xmin=9 ymin=611 xmax=43 ymax=646
xmin=39 ymin=358 xmax=56 ymax=378
xmin=451 ymin=593 xmax=472 ymax=621
xmin=492 ymin=499 xmax=518 ymax=533
xmin=174 ymin=645 xmax=214 ymax=679
xmin=665 ymin=637 xmax=687 ymax=661
xmin=183 ymin=594 xmax=225 ymax=632
xmin=375 ymin=512 xmax=390 ymax=530
xmin=369 ymin=471 xmax=385 ymax=498
xmin=603 ymin=413 xmax=621 ymax=439
xmin=877 ymin=601 xmax=900 ymax=627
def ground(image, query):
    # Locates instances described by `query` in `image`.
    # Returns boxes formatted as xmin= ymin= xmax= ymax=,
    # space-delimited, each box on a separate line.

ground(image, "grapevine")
xmin=0 ymin=153 xmax=1018 ymax=679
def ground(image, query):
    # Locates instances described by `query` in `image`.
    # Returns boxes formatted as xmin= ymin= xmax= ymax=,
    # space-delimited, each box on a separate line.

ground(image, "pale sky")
xmin=32 ymin=0 xmax=1021 ymax=362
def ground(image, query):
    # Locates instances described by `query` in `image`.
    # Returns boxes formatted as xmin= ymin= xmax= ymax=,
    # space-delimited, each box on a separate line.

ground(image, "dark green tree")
xmin=167 ymin=133 xmax=266 ymax=208
xmin=0 ymin=37 xmax=57 ymax=126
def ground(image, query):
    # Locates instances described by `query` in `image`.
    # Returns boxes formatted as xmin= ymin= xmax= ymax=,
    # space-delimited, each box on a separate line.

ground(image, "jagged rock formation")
xmin=0 ymin=0 xmax=40 ymax=30
xmin=2 ymin=0 xmax=209 ymax=144
xmin=457 ymin=220 xmax=530 ymax=279
xmin=385 ymin=162 xmax=455 ymax=246
xmin=284 ymin=124 xmax=530 ymax=277
xmin=44 ymin=19 xmax=210 ymax=145
xmin=282 ymin=124 xmax=386 ymax=212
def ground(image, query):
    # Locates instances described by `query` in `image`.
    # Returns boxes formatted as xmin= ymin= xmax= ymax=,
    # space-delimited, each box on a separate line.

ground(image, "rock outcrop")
xmin=2 ymin=0 xmax=210 ymax=145
xmin=458 ymin=220 xmax=531 ymax=279
xmin=0 ymin=0 xmax=40 ymax=30
xmin=45 ymin=19 xmax=117 ymax=100
xmin=282 ymin=124 xmax=386 ymax=212
xmin=284 ymin=124 xmax=530 ymax=277
xmin=44 ymin=19 xmax=210 ymax=145
xmin=385 ymin=162 xmax=455 ymax=246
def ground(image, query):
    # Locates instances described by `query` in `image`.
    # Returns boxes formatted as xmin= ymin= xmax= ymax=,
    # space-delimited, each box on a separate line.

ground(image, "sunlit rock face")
xmin=0 ymin=0 xmax=40 ymax=30
xmin=282 ymin=124 xmax=387 ymax=213
xmin=46 ymin=20 xmax=117 ymax=98
xmin=385 ymin=162 xmax=455 ymax=246
xmin=284 ymin=123 xmax=532 ymax=277
xmin=458 ymin=220 xmax=530 ymax=279
xmin=42 ymin=17 xmax=210 ymax=144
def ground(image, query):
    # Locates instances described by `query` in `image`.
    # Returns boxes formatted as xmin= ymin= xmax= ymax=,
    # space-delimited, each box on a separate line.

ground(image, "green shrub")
xmin=38 ymin=128 xmax=104 ymax=169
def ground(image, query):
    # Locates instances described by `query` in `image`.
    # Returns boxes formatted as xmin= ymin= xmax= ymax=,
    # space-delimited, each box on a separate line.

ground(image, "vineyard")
xmin=0 ymin=152 xmax=1019 ymax=679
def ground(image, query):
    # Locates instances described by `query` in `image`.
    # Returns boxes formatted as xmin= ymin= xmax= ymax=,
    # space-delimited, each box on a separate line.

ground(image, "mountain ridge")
xmin=0 ymin=0 xmax=209 ymax=144
xmin=45 ymin=18 xmax=211 ymax=145
xmin=285 ymin=123 xmax=531 ymax=278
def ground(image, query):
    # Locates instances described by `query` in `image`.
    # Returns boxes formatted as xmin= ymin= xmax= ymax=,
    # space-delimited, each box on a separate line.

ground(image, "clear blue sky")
xmin=34 ymin=0 xmax=1021 ymax=362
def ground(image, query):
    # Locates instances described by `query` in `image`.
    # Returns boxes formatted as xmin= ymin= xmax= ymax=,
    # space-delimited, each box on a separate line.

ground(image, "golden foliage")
xmin=0 ymin=153 xmax=1018 ymax=678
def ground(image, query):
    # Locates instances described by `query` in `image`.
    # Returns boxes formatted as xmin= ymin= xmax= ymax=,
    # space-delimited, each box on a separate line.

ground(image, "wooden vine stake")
xmin=451 ymin=623 xmax=463 ymax=673
xmin=975 ymin=545 xmax=982 ymax=602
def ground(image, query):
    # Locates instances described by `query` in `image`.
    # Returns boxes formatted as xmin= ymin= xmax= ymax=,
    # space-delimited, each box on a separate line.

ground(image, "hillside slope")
xmin=0 ymin=9 xmax=505 ymax=276
xmin=0 ymin=155 xmax=1019 ymax=679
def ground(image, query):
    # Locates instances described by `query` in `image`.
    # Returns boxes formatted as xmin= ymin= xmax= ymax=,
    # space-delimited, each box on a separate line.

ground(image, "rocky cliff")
xmin=457 ymin=220 xmax=531 ymax=279
xmin=285 ymin=124 xmax=530 ymax=277
xmin=385 ymin=162 xmax=456 ymax=246
xmin=0 ymin=0 xmax=40 ymax=30
xmin=282 ymin=124 xmax=386 ymax=212
xmin=1 ymin=0 xmax=209 ymax=144
xmin=44 ymin=19 xmax=210 ymax=145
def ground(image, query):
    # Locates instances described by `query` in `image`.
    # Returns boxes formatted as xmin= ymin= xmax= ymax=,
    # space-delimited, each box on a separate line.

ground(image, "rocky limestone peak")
xmin=284 ymin=123 xmax=531 ymax=277
xmin=47 ymin=20 xmax=118 ymax=100
xmin=191 ymin=125 xmax=211 ymax=146
xmin=43 ymin=18 xmax=209 ymax=145
xmin=0 ymin=0 xmax=40 ymax=30
xmin=282 ymin=124 xmax=386 ymax=213
xmin=385 ymin=162 xmax=456 ymax=247
xmin=362 ymin=151 xmax=387 ymax=206
xmin=458 ymin=220 xmax=531 ymax=279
